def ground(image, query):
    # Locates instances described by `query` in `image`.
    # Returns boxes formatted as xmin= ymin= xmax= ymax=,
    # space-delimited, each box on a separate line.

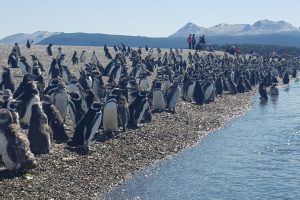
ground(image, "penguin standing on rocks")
xmin=0 ymin=108 xmax=37 ymax=171
xmin=103 ymin=90 xmax=119 ymax=133
xmin=117 ymin=93 xmax=129 ymax=132
xmin=42 ymin=95 xmax=68 ymax=141
xmin=19 ymin=56 xmax=32 ymax=75
xmin=52 ymin=82 xmax=68 ymax=121
xmin=203 ymin=79 xmax=215 ymax=103
xmin=80 ymin=51 xmax=87 ymax=63
xmin=8 ymin=52 xmax=18 ymax=68
xmin=225 ymin=77 xmax=237 ymax=94
xmin=269 ymin=83 xmax=279 ymax=96
xmin=128 ymin=91 xmax=152 ymax=128
xmin=183 ymin=78 xmax=195 ymax=102
xmin=237 ymin=76 xmax=246 ymax=93
xmin=46 ymin=43 xmax=53 ymax=56
xmin=68 ymin=102 xmax=103 ymax=151
xmin=151 ymin=82 xmax=166 ymax=111
xmin=215 ymin=76 xmax=224 ymax=97
xmin=0 ymin=67 xmax=15 ymax=93
xmin=166 ymin=81 xmax=181 ymax=112
xmin=193 ymin=80 xmax=205 ymax=105
xmin=68 ymin=92 xmax=85 ymax=125
xmin=17 ymin=81 xmax=40 ymax=125
xmin=28 ymin=103 xmax=52 ymax=155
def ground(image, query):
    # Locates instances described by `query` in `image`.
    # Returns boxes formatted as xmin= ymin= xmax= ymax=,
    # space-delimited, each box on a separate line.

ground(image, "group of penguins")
xmin=0 ymin=43 xmax=299 ymax=172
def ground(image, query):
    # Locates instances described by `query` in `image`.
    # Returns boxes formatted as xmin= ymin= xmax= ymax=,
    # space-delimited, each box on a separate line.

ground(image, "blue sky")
xmin=0 ymin=0 xmax=299 ymax=38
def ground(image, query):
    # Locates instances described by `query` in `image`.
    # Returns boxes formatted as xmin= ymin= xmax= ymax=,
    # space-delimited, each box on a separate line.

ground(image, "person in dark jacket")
xmin=187 ymin=34 xmax=192 ymax=49
xmin=192 ymin=34 xmax=196 ymax=49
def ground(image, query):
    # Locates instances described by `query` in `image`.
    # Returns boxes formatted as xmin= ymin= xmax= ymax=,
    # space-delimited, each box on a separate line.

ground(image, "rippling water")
xmin=105 ymin=83 xmax=300 ymax=200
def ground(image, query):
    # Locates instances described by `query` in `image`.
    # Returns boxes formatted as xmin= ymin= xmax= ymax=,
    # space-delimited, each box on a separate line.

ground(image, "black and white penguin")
xmin=42 ymin=95 xmax=68 ymax=141
xmin=92 ymin=72 xmax=106 ymax=100
xmin=52 ymin=82 xmax=68 ymax=121
xmin=0 ymin=67 xmax=15 ymax=93
xmin=225 ymin=77 xmax=237 ymax=94
xmin=17 ymin=81 xmax=40 ymax=125
xmin=108 ymin=62 xmax=122 ymax=84
xmin=0 ymin=108 xmax=37 ymax=171
xmin=283 ymin=71 xmax=290 ymax=85
xmin=139 ymin=74 xmax=149 ymax=91
xmin=68 ymin=92 xmax=85 ymax=125
xmin=68 ymin=76 xmax=79 ymax=94
xmin=166 ymin=81 xmax=181 ymax=112
xmin=236 ymin=76 xmax=246 ymax=93
xmin=215 ymin=76 xmax=224 ymax=97
xmin=6 ymin=99 xmax=21 ymax=124
xmin=80 ymin=51 xmax=87 ymax=63
xmin=193 ymin=80 xmax=205 ymax=105
xmin=7 ymin=52 xmax=18 ymax=68
xmin=117 ymin=94 xmax=129 ymax=132
xmin=128 ymin=91 xmax=152 ymax=128
xmin=68 ymin=102 xmax=103 ymax=151
xmin=28 ymin=103 xmax=52 ymax=155
xmin=243 ymin=76 xmax=252 ymax=92
xmin=19 ymin=56 xmax=32 ymax=75
xmin=61 ymin=66 xmax=71 ymax=85
xmin=259 ymin=82 xmax=268 ymax=100
xmin=46 ymin=43 xmax=53 ymax=56
xmin=183 ymin=78 xmax=195 ymax=102
xmin=151 ymin=82 xmax=166 ymax=111
xmin=203 ymin=79 xmax=215 ymax=103
xmin=103 ymin=91 xmax=119 ymax=133
xmin=48 ymin=58 xmax=60 ymax=79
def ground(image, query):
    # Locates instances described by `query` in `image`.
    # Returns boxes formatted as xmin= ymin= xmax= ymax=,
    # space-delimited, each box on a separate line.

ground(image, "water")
xmin=106 ymin=83 xmax=300 ymax=200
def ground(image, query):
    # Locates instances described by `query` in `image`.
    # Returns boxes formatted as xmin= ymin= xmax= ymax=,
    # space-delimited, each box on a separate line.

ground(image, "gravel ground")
xmin=0 ymin=44 xmax=256 ymax=199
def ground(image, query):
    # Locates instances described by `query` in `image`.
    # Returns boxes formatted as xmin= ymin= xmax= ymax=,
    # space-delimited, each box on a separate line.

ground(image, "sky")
xmin=0 ymin=0 xmax=299 ymax=39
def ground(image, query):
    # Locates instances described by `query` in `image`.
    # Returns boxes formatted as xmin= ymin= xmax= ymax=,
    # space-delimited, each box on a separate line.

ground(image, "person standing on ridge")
xmin=187 ymin=34 xmax=192 ymax=49
xmin=192 ymin=34 xmax=196 ymax=49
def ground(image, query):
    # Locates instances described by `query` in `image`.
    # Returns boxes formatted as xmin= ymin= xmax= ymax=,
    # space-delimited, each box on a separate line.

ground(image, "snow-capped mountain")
xmin=0 ymin=31 xmax=62 ymax=44
xmin=169 ymin=20 xmax=299 ymax=38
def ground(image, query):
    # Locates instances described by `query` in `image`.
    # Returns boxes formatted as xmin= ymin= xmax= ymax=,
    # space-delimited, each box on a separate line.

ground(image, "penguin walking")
xmin=0 ymin=108 xmax=37 ymax=171
xmin=42 ymin=95 xmax=68 ymax=141
xmin=0 ymin=67 xmax=15 ymax=93
xmin=259 ymin=82 xmax=268 ymax=100
xmin=52 ymin=82 xmax=68 ymax=121
xmin=68 ymin=92 xmax=85 ymax=125
xmin=193 ymin=80 xmax=205 ymax=105
xmin=28 ymin=103 xmax=52 ymax=155
xmin=151 ymin=82 xmax=166 ymax=111
xmin=283 ymin=71 xmax=290 ymax=85
xmin=17 ymin=81 xmax=40 ymax=125
xmin=68 ymin=102 xmax=103 ymax=151
xmin=166 ymin=81 xmax=181 ymax=112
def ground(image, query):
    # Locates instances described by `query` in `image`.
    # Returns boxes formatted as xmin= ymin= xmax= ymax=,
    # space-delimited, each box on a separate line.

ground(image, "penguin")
xmin=68 ymin=76 xmax=80 ymax=94
xmin=46 ymin=43 xmax=53 ymax=56
xmin=28 ymin=103 xmax=52 ymax=155
xmin=7 ymin=52 xmax=18 ymax=68
xmin=61 ymin=66 xmax=71 ymax=85
xmin=68 ymin=102 xmax=103 ymax=151
xmin=283 ymin=71 xmax=290 ymax=85
xmin=17 ymin=81 xmax=40 ymax=125
xmin=244 ymin=77 xmax=252 ymax=92
xmin=193 ymin=80 xmax=205 ymax=105
xmin=13 ymin=74 xmax=39 ymax=99
xmin=68 ymin=92 xmax=85 ymax=125
xmin=225 ymin=77 xmax=237 ymax=94
xmin=269 ymin=84 xmax=279 ymax=96
xmin=48 ymin=58 xmax=60 ymax=79
xmin=203 ymin=80 xmax=215 ymax=103
xmin=6 ymin=99 xmax=21 ymax=124
xmin=26 ymin=39 xmax=31 ymax=49
xmin=80 ymin=51 xmax=87 ymax=63
xmin=0 ymin=108 xmax=37 ymax=171
xmin=292 ymin=68 xmax=297 ymax=78
xmin=128 ymin=91 xmax=152 ymax=128
xmin=92 ymin=72 xmax=106 ymax=100
xmin=139 ymin=74 xmax=149 ymax=91
xmin=236 ymin=76 xmax=246 ymax=93
xmin=0 ymin=67 xmax=15 ymax=93
xmin=215 ymin=76 xmax=224 ymax=97
xmin=151 ymin=82 xmax=166 ymax=111
xmin=162 ymin=76 xmax=171 ymax=94
xmin=103 ymin=93 xmax=119 ymax=133
xmin=42 ymin=95 xmax=68 ymax=141
xmin=19 ymin=56 xmax=32 ymax=75
xmin=52 ymin=82 xmax=68 ymax=121
xmin=259 ymin=82 xmax=268 ymax=100
xmin=166 ymin=81 xmax=181 ymax=112
xmin=117 ymin=94 xmax=129 ymax=132
xmin=183 ymin=78 xmax=195 ymax=102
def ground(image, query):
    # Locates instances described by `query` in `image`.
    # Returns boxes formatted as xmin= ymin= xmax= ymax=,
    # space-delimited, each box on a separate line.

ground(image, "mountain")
xmin=38 ymin=32 xmax=300 ymax=48
xmin=0 ymin=31 xmax=62 ymax=44
xmin=169 ymin=20 xmax=300 ymax=37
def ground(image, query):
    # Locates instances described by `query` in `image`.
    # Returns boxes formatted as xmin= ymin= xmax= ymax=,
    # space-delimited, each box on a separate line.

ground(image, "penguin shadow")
xmin=0 ymin=168 xmax=27 ymax=181
xmin=65 ymin=146 xmax=90 ymax=156
xmin=93 ymin=131 xmax=118 ymax=143
xmin=283 ymin=85 xmax=290 ymax=92
xmin=259 ymin=98 xmax=268 ymax=106
xmin=270 ymin=96 xmax=279 ymax=105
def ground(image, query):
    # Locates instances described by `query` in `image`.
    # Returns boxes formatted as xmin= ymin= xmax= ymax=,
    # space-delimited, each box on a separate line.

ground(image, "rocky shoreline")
xmin=0 ymin=45 xmax=258 ymax=199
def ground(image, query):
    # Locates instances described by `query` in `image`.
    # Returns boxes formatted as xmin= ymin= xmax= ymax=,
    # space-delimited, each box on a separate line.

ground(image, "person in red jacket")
xmin=187 ymin=34 xmax=192 ymax=49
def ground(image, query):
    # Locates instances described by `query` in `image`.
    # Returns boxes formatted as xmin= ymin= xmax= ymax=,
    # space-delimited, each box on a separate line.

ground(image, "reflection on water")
xmin=105 ymin=83 xmax=300 ymax=200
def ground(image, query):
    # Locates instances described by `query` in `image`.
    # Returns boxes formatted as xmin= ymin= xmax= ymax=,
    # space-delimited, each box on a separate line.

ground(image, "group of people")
xmin=187 ymin=34 xmax=206 ymax=51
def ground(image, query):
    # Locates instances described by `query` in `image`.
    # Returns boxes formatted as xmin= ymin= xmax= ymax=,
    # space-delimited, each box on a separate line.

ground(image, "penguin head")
xmin=31 ymin=102 xmax=43 ymax=115
xmin=0 ymin=108 xmax=13 ymax=130
xmin=25 ymin=81 xmax=38 ymax=91
xmin=7 ymin=99 xmax=22 ymax=112
xmin=91 ymin=102 xmax=103 ymax=111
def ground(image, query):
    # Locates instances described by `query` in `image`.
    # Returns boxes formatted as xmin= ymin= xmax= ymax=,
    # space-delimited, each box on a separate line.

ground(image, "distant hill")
xmin=169 ymin=19 xmax=300 ymax=37
xmin=38 ymin=32 xmax=300 ymax=48
xmin=0 ymin=31 xmax=62 ymax=45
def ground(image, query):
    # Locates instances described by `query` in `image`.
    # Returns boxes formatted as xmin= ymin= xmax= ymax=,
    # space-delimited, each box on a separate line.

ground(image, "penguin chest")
xmin=68 ymin=84 xmax=79 ymax=93
xmin=84 ymin=112 xmax=102 ymax=146
xmin=0 ymin=132 xmax=16 ymax=170
xmin=19 ymin=62 xmax=29 ymax=75
xmin=168 ymin=88 xmax=181 ymax=109
xmin=115 ymin=68 xmax=122 ymax=83
xmin=186 ymin=83 xmax=195 ymax=101
xmin=139 ymin=78 xmax=149 ymax=91
xmin=21 ymin=95 xmax=40 ymax=124
xmin=103 ymin=102 xmax=118 ymax=131
xmin=54 ymin=92 xmax=68 ymax=119
xmin=152 ymin=90 xmax=166 ymax=110
xmin=204 ymin=85 xmax=214 ymax=101
xmin=62 ymin=70 xmax=69 ymax=84
xmin=162 ymin=81 xmax=171 ymax=94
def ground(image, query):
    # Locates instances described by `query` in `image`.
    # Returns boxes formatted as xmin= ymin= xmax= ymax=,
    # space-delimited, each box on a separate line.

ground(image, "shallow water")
xmin=106 ymin=83 xmax=300 ymax=200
